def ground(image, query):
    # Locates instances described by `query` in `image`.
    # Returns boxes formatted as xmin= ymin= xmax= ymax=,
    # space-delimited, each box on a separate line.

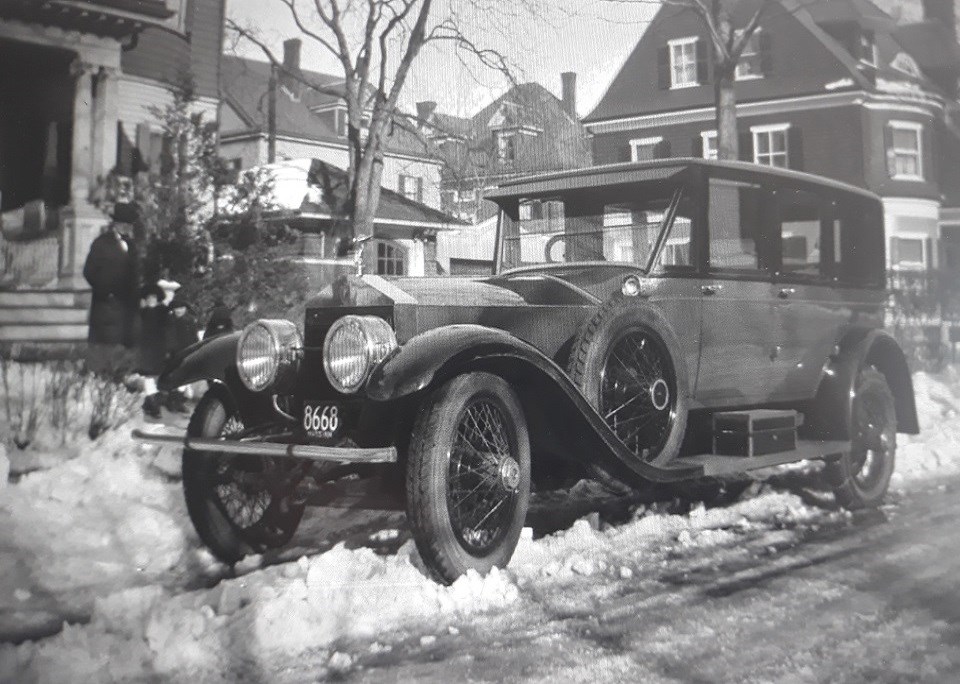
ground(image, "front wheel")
xmin=406 ymin=372 xmax=531 ymax=584
xmin=182 ymin=389 xmax=306 ymax=564
xmin=826 ymin=367 xmax=897 ymax=509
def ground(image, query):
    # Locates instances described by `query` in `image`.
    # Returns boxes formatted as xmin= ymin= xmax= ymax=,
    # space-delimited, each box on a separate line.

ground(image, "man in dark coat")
xmin=83 ymin=218 xmax=138 ymax=375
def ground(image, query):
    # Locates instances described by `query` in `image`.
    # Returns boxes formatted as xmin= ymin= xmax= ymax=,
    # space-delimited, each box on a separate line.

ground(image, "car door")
xmin=768 ymin=186 xmax=846 ymax=402
xmin=695 ymin=175 xmax=781 ymax=407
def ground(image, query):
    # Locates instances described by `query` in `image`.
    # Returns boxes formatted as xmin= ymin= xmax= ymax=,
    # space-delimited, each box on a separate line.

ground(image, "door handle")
xmin=778 ymin=287 xmax=796 ymax=299
xmin=701 ymin=284 xmax=722 ymax=296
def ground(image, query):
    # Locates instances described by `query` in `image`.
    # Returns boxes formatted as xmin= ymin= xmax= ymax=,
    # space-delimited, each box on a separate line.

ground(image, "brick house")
xmin=0 ymin=0 xmax=225 ymax=343
xmin=422 ymin=74 xmax=592 ymax=274
xmin=219 ymin=39 xmax=452 ymax=276
xmin=582 ymin=0 xmax=960 ymax=277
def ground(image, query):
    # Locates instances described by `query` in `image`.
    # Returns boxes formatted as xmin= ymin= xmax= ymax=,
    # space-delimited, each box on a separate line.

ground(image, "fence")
xmin=887 ymin=269 xmax=960 ymax=368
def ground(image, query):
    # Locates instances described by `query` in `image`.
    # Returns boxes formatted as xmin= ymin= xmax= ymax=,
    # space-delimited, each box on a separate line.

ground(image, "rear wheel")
xmin=183 ymin=389 xmax=305 ymax=564
xmin=827 ymin=367 xmax=896 ymax=509
xmin=406 ymin=372 xmax=531 ymax=584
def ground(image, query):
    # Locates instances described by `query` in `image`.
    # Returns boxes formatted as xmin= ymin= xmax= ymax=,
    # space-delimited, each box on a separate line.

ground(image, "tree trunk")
xmin=715 ymin=72 xmax=739 ymax=160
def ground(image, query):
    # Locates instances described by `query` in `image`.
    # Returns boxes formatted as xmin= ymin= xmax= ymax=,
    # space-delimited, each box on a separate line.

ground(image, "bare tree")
xmin=229 ymin=0 xmax=537 ymax=254
xmin=606 ymin=0 xmax=779 ymax=160
xmin=681 ymin=0 xmax=770 ymax=159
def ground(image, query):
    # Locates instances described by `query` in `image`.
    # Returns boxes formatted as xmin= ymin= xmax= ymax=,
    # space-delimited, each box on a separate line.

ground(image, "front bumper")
xmin=132 ymin=428 xmax=397 ymax=464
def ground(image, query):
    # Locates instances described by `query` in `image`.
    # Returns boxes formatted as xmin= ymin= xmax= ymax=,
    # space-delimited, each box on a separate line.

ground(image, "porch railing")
xmin=0 ymin=233 xmax=60 ymax=287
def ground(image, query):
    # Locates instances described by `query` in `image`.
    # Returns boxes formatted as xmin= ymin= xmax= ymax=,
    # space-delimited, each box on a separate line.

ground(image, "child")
xmin=164 ymin=295 xmax=200 ymax=413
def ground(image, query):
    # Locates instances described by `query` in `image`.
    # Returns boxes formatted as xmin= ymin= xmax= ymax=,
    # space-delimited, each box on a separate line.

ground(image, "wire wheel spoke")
xmin=447 ymin=398 xmax=518 ymax=554
xmin=208 ymin=414 xmax=274 ymax=530
xmin=599 ymin=329 xmax=674 ymax=461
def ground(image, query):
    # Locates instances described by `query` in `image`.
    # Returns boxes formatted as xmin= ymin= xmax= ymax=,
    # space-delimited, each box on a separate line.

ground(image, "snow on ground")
xmin=1 ymin=369 xmax=959 ymax=682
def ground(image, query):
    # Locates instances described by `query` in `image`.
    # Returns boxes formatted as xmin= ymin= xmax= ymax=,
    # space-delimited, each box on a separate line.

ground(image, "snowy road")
xmin=4 ymin=368 xmax=960 ymax=682
xmin=319 ymin=480 xmax=960 ymax=684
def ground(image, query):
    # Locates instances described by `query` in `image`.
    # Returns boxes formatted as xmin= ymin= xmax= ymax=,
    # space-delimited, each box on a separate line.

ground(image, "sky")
xmin=224 ymin=0 xmax=661 ymax=119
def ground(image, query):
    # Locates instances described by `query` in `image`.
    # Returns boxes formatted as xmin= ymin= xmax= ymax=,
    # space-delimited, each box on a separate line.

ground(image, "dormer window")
xmin=495 ymin=130 xmax=516 ymax=162
xmin=735 ymin=31 xmax=764 ymax=80
xmin=669 ymin=37 xmax=699 ymax=88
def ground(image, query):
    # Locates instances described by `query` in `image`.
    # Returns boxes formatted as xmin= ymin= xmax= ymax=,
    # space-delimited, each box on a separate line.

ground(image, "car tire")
xmin=406 ymin=372 xmax=531 ymax=585
xmin=183 ymin=388 xmax=305 ymax=564
xmin=826 ymin=367 xmax=897 ymax=509
xmin=567 ymin=296 xmax=688 ymax=467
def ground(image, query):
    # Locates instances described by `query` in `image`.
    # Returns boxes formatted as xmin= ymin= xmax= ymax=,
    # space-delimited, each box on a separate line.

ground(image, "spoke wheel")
xmin=568 ymin=298 xmax=688 ymax=468
xmin=406 ymin=372 xmax=531 ymax=585
xmin=183 ymin=390 xmax=305 ymax=564
xmin=447 ymin=399 xmax=522 ymax=555
xmin=827 ymin=367 xmax=896 ymax=509
xmin=599 ymin=328 xmax=677 ymax=461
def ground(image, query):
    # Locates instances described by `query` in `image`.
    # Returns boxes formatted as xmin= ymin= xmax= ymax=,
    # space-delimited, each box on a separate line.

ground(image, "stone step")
xmin=0 ymin=307 xmax=88 ymax=325
xmin=0 ymin=323 xmax=88 ymax=343
xmin=0 ymin=289 xmax=90 ymax=309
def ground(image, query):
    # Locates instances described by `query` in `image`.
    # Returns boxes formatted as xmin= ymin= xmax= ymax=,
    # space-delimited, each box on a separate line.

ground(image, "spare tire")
xmin=567 ymin=296 xmax=689 ymax=467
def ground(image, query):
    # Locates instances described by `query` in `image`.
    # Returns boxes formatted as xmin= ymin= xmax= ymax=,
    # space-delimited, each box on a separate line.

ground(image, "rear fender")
xmin=365 ymin=325 xmax=700 ymax=485
xmin=807 ymin=329 xmax=919 ymax=439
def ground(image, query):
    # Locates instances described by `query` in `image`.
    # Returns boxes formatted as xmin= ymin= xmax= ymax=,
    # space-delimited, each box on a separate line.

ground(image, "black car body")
xmin=137 ymin=159 xmax=918 ymax=583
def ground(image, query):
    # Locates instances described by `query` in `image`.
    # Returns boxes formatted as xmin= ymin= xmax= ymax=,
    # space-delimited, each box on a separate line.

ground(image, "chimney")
xmin=416 ymin=100 xmax=437 ymax=127
xmin=561 ymin=72 xmax=577 ymax=118
xmin=283 ymin=38 xmax=302 ymax=71
xmin=922 ymin=0 xmax=957 ymax=40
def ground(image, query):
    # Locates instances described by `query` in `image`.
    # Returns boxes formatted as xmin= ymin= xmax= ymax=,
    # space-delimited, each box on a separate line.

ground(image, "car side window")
xmin=777 ymin=188 xmax=824 ymax=280
xmin=708 ymin=178 xmax=773 ymax=274
xmin=829 ymin=197 xmax=885 ymax=287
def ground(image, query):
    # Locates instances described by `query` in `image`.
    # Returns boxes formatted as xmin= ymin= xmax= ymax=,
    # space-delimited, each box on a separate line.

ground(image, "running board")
xmin=667 ymin=440 xmax=849 ymax=477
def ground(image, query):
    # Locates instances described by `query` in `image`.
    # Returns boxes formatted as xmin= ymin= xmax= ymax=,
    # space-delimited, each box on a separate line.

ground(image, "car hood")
xmin=303 ymin=273 xmax=600 ymax=360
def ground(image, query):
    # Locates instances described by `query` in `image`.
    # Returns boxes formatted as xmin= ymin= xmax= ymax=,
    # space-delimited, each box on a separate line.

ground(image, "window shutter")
xmin=416 ymin=177 xmax=423 ymax=204
xmin=884 ymin=124 xmax=897 ymax=177
xmin=739 ymin=131 xmax=754 ymax=163
xmin=787 ymin=127 xmax=804 ymax=170
xmin=657 ymin=46 xmax=671 ymax=89
xmin=890 ymin=236 xmax=900 ymax=266
xmin=759 ymin=32 xmax=773 ymax=75
xmin=692 ymin=135 xmax=704 ymax=157
xmin=654 ymin=139 xmax=672 ymax=159
xmin=135 ymin=124 xmax=152 ymax=171
xmin=696 ymin=39 xmax=710 ymax=84
xmin=620 ymin=144 xmax=632 ymax=163
xmin=926 ymin=237 xmax=934 ymax=269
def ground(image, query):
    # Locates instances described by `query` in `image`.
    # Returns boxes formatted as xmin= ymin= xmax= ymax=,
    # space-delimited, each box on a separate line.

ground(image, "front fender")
xmin=158 ymin=331 xmax=241 ymax=391
xmin=365 ymin=324 xmax=701 ymax=485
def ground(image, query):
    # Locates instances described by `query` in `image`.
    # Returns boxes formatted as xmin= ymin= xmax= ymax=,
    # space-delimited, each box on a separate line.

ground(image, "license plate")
xmin=302 ymin=401 xmax=343 ymax=439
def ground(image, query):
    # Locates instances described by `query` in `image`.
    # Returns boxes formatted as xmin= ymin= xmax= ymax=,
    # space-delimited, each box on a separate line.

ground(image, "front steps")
xmin=0 ymin=288 xmax=90 ymax=343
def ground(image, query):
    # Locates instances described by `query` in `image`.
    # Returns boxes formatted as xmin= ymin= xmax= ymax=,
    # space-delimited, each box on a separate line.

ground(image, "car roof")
xmin=485 ymin=158 xmax=881 ymax=202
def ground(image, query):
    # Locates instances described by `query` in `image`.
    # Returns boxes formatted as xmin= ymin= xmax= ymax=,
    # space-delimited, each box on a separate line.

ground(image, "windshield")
xmin=497 ymin=182 xmax=693 ymax=272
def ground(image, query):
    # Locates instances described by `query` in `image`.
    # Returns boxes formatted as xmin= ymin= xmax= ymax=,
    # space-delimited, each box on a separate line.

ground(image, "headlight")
xmin=236 ymin=319 xmax=302 ymax=392
xmin=323 ymin=315 xmax=397 ymax=394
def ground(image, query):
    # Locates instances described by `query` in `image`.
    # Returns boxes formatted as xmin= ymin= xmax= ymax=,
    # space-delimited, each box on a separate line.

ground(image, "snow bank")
xmin=2 ymin=368 xmax=959 ymax=681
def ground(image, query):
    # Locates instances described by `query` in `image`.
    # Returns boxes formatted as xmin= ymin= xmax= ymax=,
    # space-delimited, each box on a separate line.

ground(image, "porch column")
xmin=59 ymin=59 xmax=109 ymax=288
xmin=91 ymin=66 xmax=119 ymax=181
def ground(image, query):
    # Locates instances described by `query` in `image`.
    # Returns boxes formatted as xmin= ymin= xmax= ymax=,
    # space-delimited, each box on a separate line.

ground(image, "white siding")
xmin=117 ymin=76 xmax=218 ymax=129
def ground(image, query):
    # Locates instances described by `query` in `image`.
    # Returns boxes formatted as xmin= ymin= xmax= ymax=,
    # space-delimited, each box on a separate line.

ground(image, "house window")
xmin=669 ymin=37 xmax=699 ymax=88
xmin=891 ymin=235 xmax=927 ymax=270
xmin=335 ymin=109 xmax=348 ymax=137
xmin=700 ymin=131 xmax=718 ymax=160
xmin=399 ymin=174 xmax=423 ymax=203
xmin=735 ymin=31 xmax=763 ymax=80
xmin=630 ymin=136 xmax=664 ymax=162
xmin=858 ymin=30 xmax=878 ymax=67
xmin=495 ymin=131 xmax=516 ymax=162
xmin=751 ymin=123 xmax=790 ymax=168
xmin=887 ymin=121 xmax=923 ymax=180
xmin=376 ymin=241 xmax=406 ymax=275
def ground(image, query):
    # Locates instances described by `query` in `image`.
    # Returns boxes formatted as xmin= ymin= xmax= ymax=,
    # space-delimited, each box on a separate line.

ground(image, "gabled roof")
xmin=431 ymin=81 xmax=591 ymax=179
xmin=221 ymin=55 xmax=434 ymax=160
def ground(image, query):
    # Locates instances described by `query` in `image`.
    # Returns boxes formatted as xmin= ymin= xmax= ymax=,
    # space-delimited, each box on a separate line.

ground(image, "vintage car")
xmin=135 ymin=159 xmax=918 ymax=584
